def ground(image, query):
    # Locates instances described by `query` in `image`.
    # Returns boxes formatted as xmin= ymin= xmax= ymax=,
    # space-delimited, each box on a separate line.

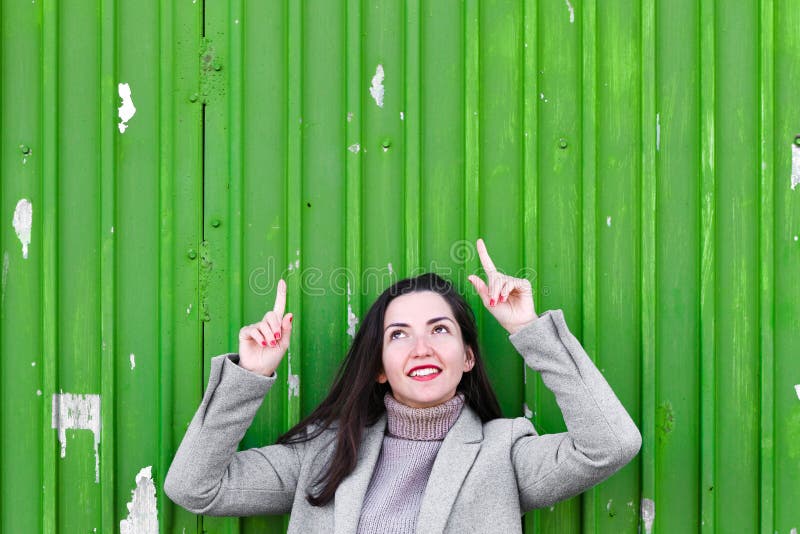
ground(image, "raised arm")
xmin=467 ymin=238 xmax=641 ymax=511
xmin=164 ymin=279 xmax=301 ymax=516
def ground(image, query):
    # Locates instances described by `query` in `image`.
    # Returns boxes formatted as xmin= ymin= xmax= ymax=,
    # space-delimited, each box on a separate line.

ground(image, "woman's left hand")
xmin=467 ymin=238 xmax=539 ymax=335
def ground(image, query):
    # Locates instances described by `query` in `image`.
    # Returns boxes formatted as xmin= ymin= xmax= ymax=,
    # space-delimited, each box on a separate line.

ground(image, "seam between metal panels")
xmin=757 ymin=0 xmax=776 ymax=531
xmin=98 ymin=0 xmax=118 ymax=529
xmin=41 ymin=0 xmax=59 ymax=529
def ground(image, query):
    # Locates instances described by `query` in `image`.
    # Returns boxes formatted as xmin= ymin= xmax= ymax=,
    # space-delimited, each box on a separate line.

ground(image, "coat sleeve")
xmin=164 ymin=353 xmax=303 ymax=516
xmin=507 ymin=310 xmax=642 ymax=512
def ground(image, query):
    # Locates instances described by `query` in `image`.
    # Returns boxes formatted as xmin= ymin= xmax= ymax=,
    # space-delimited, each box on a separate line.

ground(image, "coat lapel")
xmin=333 ymin=414 xmax=387 ymax=534
xmin=416 ymin=406 xmax=484 ymax=534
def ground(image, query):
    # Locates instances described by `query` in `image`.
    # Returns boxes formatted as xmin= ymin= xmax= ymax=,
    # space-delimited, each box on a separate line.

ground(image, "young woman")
xmin=165 ymin=238 xmax=641 ymax=533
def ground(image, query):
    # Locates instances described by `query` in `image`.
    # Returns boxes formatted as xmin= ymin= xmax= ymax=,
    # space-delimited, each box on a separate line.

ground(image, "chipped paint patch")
xmin=13 ymin=199 xmax=32 ymax=259
xmin=656 ymin=113 xmax=661 ymax=151
xmin=37 ymin=389 xmax=42 ymax=396
xmin=348 ymin=143 xmax=360 ymax=153
xmin=1 ymin=251 xmax=8 ymax=307
xmin=792 ymin=144 xmax=800 ymax=190
xmin=347 ymin=111 xmax=354 ymax=122
xmin=369 ymin=65 xmax=385 ymax=108
xmin=117 ymin=83 xmax=137 ymax=133
xmin=346 ymin=281 xmax=359 ymax=338
xmin=51 ymin=393 xmax=101 ymax=483
xmin=186 ymin=303 xmax=192 ymax=316
xmin=640 ymin=498 xmax=655 ymax=534
xmin=387 ymin=262 xmax=393 ymax=275
xmin=539 ymin=92 xmax=548 ymax=103
xmin=129 ymin=353 xmax=136 ymax=370
xmin=523 ymin=402 xmax=533 ymax=419
xmin=790 ymin=528 xmax=797 ymax=534
xmin=287 ymin=349 xmax=300 ymax=398
xmin=32 ymin=361 xmax=36 ymax=366
xmin=565 ymin=0 xmax=575 ymax=23
xmin=606 ymin=216 xmax=612 ymax=227
xmin=795 ymin=384 xmax=800 ymax=400
xmin=120 ymin=466 xmax=159 ymax=534
xmin=400 ymin=111 xmax=404 ymax=121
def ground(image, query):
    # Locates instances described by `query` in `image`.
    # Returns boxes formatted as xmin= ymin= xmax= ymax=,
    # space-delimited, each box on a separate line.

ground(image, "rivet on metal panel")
xmin=189 ymin=93 xmax=198 ymax=103
xmin=211 ymin=219 xmax=221 ymax=228
xmin=19 ymin=144 xmax=31 ymax=155
xmin=213 ymin=62 xmax=222 ymax=71
xmin=187 ymin=249 xmax=197 ymax=259
xmin=559 ymin=138 xmax=568 ymax=149
xmin=794 ymin=134 xmax=800 ymax=146
xmin=381 ymin=138 xmax=391 ymax=152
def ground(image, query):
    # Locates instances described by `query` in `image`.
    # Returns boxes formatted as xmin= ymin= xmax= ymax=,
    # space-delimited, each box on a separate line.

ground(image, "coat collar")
xmin=332 ymin=405 xmax=484 ymax=534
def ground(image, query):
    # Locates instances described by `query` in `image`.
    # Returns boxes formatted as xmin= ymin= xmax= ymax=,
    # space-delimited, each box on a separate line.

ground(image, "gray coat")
xmin=164 ymin=309 xmax=641 ymax=533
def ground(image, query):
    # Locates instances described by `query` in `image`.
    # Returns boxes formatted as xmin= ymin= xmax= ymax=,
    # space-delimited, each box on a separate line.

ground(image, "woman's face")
xmin=378 ymin=291 xmax=474 ymax=408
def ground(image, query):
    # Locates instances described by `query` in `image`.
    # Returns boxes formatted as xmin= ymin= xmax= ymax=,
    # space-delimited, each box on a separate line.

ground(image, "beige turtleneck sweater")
xmin=356 ymin=392 xmax=465 ymax=534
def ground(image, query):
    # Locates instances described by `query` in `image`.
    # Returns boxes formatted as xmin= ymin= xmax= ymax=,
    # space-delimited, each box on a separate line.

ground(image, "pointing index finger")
xmin=476 ymin=238 xmax=497 ymax=274
xmin=272 ymin=279 xmax=287 ymax=316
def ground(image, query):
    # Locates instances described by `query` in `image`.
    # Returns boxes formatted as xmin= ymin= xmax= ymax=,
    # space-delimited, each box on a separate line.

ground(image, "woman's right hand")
xmin=238 ymin=279 xmax=294 ymax=376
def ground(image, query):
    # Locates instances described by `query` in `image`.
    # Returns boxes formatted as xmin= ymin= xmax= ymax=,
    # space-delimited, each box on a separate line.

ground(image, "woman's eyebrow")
xmin=384 ymin=316 xmax=454 ymax=331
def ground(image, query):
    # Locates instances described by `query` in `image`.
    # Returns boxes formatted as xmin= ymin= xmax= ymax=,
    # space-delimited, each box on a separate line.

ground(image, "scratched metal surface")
xmin=1 ymin=0 xmax=799 ymax=533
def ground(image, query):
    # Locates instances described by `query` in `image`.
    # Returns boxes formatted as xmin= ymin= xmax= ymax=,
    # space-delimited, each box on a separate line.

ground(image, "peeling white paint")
xmin=37 ymin=389 xmax=42 ymax=396
xmin=1 ymin=251 xmax=8 ymax=307
xmin=31 ymin=361 xmax=36 ymax=367
xmin=51 ymin=393 xmax=101 ymax=483
xmin=348 ymin=143 xmax=360 ymax=153
xmin=117 ymin=83 xmax=137 ymax=133
xmin=287 ymin=349 xmax=300 ymax=398
xmin=295 ymin=259 xmax=300 ymax=269
xmin=565 ymin=0 xmax=575 ymax=23
xmin=792 ymin=144 xmax=800 ymax=190
xmin=656 ymin=113 xmax=661 ymax=151
xmin=13 ymin=199 xmax=32 ymax=259
xmin=234 ymin=19 xmax=239 ymax=24
xmin=347 ymin=111 xmax=354 ymax=122
xmin=794 ymin=235 xmax=799 ymax=242
xmin=119 ymin=466 xmax=159 ymax=534
xmin=539 ymin=92 xmax=548 ymax=103
xmin=790 ymin=527 xmax=797 ymax=534
xmin=523 ymin=403 xmax=533 ymax=419
xmin=346 ymin=281 xmax=359 ymax=338
xmin=111 ymin=226 xmax=115 ymax=234
xmin=186 ymin=303 xmax=192 ymax=316
xmin=387 ymin=262 xmax=393 ymax=275
xmin=400 ymin=111 xmax=404 ymax=121
xmin=606 ymin=499 xmax=613 ymax=513
xmin=129 ymin=353 xmax=136 ymax=370
xmin=369 ymin=65 xmax=385 ymax=108
xmin=640 ymin=498 xmax=655 ymax=534
xmin=795 ymin=384 xmax=800 ymax=400
xmin=607 ymin=216 xmax=612 ymax=227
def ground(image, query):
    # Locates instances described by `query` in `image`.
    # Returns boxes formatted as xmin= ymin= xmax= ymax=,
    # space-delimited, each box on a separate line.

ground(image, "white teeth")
xmin=409 ymin=368 xmax=440 ymax=377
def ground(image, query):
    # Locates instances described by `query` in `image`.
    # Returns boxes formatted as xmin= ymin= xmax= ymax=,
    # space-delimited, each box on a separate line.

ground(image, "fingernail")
xmin=489 ymin=299 xmax=495 ymax=306
xmin=270 ymin=340 xmax=276 ymax=346
xmin=261 ymin=341 xmax=267 ymax=347
xmin=499 ymin=296 xmax=505 ymax=303
xmin=275 ymin=333 xmax=281 ymax=340
xmin=289 ymin=316 xmax=293 ymax=323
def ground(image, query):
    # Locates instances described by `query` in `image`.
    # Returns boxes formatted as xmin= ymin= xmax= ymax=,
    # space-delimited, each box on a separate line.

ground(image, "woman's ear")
xmin=377 ymin=369 xmax=388 ymax=383
xmin=464 ymin=347 xmax=475 ymax=372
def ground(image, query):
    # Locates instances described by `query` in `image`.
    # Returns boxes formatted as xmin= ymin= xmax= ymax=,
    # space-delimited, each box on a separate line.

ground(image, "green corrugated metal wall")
xmin=1 ymin=0 xmax=799 ymax=532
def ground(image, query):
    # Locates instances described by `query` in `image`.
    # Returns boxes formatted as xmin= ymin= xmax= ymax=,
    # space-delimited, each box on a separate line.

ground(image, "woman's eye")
xmin=433 ymin=325 xmax=449 ymax=334
xmin=389 ymin=330 xmax=404 ymax=340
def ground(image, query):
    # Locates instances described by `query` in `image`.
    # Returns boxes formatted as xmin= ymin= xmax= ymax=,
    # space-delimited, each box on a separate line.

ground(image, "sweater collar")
xmin=383 ymin=392 xmax=465 ymax=441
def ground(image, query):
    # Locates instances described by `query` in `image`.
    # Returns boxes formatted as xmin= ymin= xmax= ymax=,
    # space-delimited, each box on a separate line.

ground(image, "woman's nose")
xmin=411 ymin=335 xmax=432 ymax=357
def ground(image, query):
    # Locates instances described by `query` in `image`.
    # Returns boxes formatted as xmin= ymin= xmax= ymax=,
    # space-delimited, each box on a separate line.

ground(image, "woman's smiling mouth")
xmin=407 ymin=365 xmax=442 ymax=380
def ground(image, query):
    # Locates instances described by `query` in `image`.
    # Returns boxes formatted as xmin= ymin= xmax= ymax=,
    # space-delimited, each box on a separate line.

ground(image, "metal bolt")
xmin=381 ymin=138 xmax=392 ymax=149
xmin=213 ymin=62 xmax=222 ymax=71
xmin=20 ymin=144 xmax=31 ymax=155
xmin=187 ymin=249 xmax=197 ymax=259
xmin=211 ymin=219 xmax=221 ymax=228
xmin=559 ymin=138 xmax=568 ymax=149
xmin=794 ymin=135 xmax=800 ymax=146
xmin=201 ymin=313 xmax=210 ymax=322
xmin=189 ymin=93 xmax=198 ymax=102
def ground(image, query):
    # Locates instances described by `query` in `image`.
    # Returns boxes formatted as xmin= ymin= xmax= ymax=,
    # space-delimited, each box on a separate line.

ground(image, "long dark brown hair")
xmin=276 ymin=272 xmax=502 ymax=506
